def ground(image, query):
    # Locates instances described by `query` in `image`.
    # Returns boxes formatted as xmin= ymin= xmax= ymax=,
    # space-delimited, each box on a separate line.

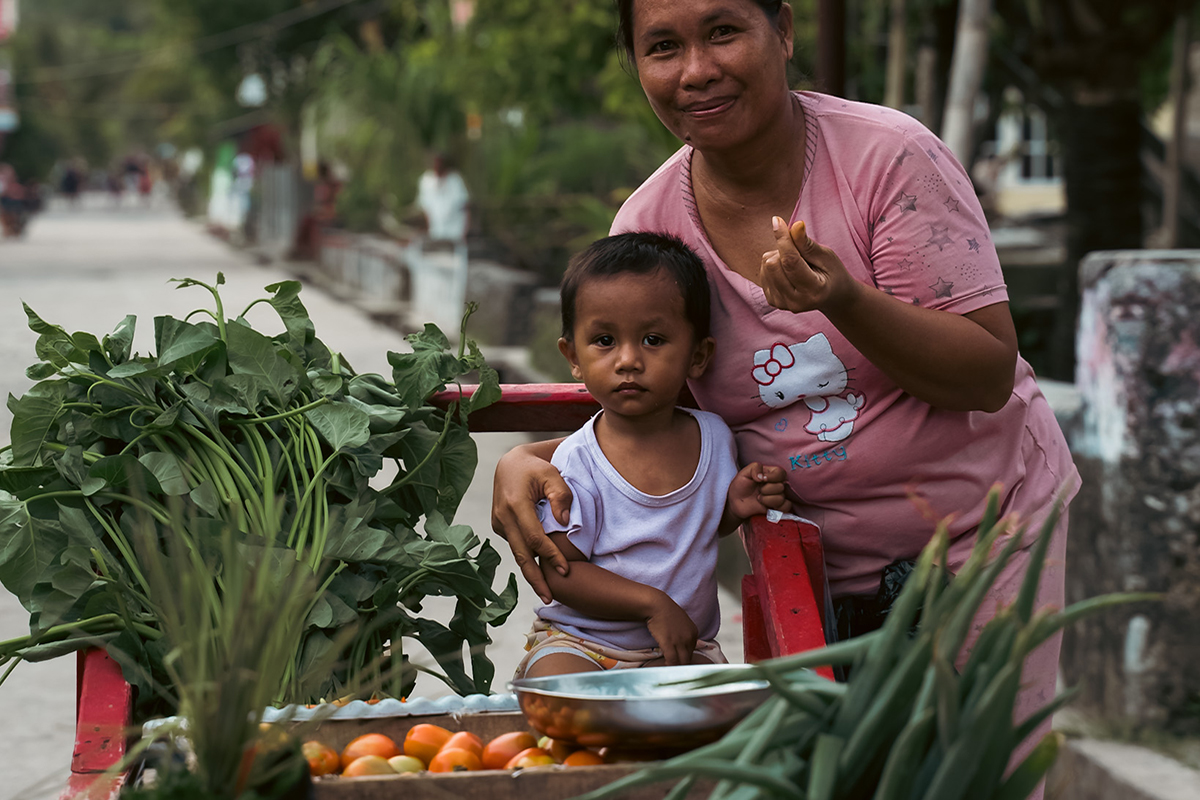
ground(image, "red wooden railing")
xmin=62 ymin=383 xmax=831 ymax=797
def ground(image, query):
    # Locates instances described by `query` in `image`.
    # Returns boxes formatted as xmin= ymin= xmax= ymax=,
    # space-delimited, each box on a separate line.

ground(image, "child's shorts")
xmin=513 ymin=619 xmax=727 ymax=680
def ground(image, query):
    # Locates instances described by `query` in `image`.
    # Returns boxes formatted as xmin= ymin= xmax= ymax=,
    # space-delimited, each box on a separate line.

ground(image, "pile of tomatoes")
xmin=303 ymin=723 xmax=607 ymax=778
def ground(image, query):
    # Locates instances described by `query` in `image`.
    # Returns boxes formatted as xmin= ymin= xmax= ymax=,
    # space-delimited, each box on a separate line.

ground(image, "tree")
xmin=993 ymin=0 xmax=1195 ymax=380
xmin=940 ymin=0 xmax=992 ymax=161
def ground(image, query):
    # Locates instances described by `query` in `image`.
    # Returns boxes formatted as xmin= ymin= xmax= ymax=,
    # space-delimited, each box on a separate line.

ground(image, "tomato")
xmin=302 ymin=740 xmax=340 ymax=776
xmin=504 ymin=747 xmax=555 ymax=770
xmin=340 ymin=733 xmax=400 ymax=770
xmin=404 ymin=723 xmax=453 ymax=766
xmin=442 ymin=731 xmax=483 ymax=759
xmin=481 ymin=731 xmax=539 ymax=770
xmin=388 ymin=754 xmax=425 ymax=774
xmin=429 ymin=747 xmax=484 ymax=773
xmin=563 ymin=749 xmax=606 ymax=767
xmin=343 ymin=755 xmax=395 ymax=777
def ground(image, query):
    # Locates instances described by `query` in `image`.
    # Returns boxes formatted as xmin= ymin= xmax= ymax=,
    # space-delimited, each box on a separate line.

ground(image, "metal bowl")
xmin=510 ymin=664 xmax=771 ymax=752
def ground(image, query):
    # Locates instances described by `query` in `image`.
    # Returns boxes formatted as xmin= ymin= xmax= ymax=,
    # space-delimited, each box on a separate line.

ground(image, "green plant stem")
xmin=227 ymin=397 xmax=330 ymax=425
xmin=380 ymin=402 xmax=457 ymax=496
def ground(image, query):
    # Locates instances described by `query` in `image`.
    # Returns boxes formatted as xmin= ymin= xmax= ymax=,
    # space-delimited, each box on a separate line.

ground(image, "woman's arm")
xmin=491 ymin=437 xmax=572 ymax=604
xmin=541 ymin=533 xmax=699 ymax=666
xmin=759 ymin=218 xmax=1017 ymax=412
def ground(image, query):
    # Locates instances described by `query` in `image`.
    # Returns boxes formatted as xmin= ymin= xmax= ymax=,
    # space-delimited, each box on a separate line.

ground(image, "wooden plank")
xmin=305 ymin=712 xmax=713 ymax=799
xmin=60 ymin=648 xmax=133 ymax=799
xmin=743 ymin=517 xmax=834 ymax=681
xmin=740 ymin=575 xmax=772 ymax=663
xmin=431 ymin=383 xmax=599 ymax=432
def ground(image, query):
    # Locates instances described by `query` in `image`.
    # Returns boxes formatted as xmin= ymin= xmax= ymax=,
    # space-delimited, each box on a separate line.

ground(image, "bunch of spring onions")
xmin=580 ymin=488 xmax=1154 ymax=800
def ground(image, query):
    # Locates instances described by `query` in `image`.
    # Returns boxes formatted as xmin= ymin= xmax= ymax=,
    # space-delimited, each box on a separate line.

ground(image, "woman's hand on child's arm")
xmin=540 ymin=534 xmax=698 ymax=665
xmin=492 ymin=438 xmax=571 ymax=604
xmin=720 ymin=462 xmax=793 ymax=535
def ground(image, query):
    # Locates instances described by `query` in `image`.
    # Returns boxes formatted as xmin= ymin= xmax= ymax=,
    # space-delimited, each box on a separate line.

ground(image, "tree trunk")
xmin=816 ymin=0 xmax=846 ymax=96
xmin=915 ymin=0 xmax=959 ymax=134
xmin=884 ymin=0 xmax=908 ymax=109
xmin=1047 ymin=97 xmax=1144 ymax=381
xmin=941 ymin=0 xmax=992 ymax=162
xmin=1161 ymin=11 xmax=1193 ymax=248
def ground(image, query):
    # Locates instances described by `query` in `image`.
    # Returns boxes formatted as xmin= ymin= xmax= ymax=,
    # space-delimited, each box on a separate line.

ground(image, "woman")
xmin=492 ymin=0 xmax=1076 ymax=783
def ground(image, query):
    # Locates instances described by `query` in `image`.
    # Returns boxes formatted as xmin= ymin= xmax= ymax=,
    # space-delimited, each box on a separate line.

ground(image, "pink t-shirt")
xmin=612 ymin=92 xmax=1079 ymax=597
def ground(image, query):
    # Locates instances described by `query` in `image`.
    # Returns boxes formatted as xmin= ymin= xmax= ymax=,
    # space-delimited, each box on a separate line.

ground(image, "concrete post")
xmin=1064 ymin=249 xmax=1200 ymax=729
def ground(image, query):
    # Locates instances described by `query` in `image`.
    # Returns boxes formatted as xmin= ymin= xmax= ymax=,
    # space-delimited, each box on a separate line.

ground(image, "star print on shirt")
xmin=927 ymin=224 xmax=953 ymax=251
xmin=967 ymin=238 xmax=981 ymax=252
xmin=893 ymin=192 xmax=917 ymax=213
xmin=944 ymin=197 xmax=959 ymax=212
xmin=930 ymin=277 xmax=955 ymax=298
xmin=926 ymin=148 xmax=939 ymax=162
xmin=897 ymin=258 xmax=914 ymax=270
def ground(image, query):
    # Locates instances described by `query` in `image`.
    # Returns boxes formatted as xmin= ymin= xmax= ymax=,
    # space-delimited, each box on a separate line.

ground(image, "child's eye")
xmin=643 ymin=334 xmax=664 ymax=346
xmin=595 ymin=335 xmax=615 ymax=347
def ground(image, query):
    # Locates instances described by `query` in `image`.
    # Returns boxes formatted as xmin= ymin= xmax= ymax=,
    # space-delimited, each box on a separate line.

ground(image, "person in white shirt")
xmin=416 ymin=152 xmax=469 ymax=244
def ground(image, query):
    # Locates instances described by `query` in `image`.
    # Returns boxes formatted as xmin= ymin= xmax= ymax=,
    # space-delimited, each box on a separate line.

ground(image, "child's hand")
xmin=726 ymin=462 xmax=793 ymax=523
xmin=645 ymin=595 xmax=699 ymax=666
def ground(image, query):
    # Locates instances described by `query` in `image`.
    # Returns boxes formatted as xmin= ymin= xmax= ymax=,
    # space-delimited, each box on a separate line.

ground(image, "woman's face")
xmin=630 ymin=0 xmax=794 ymax=154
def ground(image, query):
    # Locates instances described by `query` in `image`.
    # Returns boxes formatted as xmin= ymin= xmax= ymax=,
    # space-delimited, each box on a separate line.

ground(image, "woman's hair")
xmin=614 ymin=0 xmax=784 ymax=61
xmin=560 ymin=232 xmax=711 ymax=341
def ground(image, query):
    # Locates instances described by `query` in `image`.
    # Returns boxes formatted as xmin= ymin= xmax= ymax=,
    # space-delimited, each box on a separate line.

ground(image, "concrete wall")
xmin=1063 ymin=249 xmax=1200 ymax=731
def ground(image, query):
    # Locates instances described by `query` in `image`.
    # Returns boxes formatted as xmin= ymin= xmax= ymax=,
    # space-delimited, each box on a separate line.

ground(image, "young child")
xmin=513 ymin=232 xmax=792 ymax=680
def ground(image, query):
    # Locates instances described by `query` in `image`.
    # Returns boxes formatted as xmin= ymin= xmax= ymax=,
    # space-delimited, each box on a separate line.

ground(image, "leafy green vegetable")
xmin=0 ymin=275 xmax=515 ymax=711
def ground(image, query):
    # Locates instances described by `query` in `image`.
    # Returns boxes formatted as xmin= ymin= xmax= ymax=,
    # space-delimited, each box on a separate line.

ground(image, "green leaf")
xmin=154 ymin=316 xmax=221 ymax=373
xmin=84 ymin=454 xmax=162 ymax=496
xmin=423 ymin=511 xmax=479 ymax=557
xmin=189 ymin=481 xmax=221 ymax=516
xmin=103 ymin=315 xmax=136 ymax=364
xmin=140 ymin=452 xmax=190 ymax=496
xmin=0 ymin=494 xmax=65 ymax=607
xmin=991 ymin=732 xmax=1062 ymax=800
xmin=25 ymin=362 xmax=59 ymax=381
xmin=8 ymin=381 xmax=68 ymax=465
xmin=435 ymin=423 xmax=478 ymax=518
xmin=305 ymin=403 xmax=371 ymax=452
xmin=264 ymin=280 xmax=315 ymax=353
xmin=24 ymin=304 xmax=79 ymax=367
xmin=225 ymin=321 xmax=298 ymax=404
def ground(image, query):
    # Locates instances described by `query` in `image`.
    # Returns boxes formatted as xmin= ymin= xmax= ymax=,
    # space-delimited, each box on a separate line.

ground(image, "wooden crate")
xmin=305 ymin=710 xmax=713 ymax=800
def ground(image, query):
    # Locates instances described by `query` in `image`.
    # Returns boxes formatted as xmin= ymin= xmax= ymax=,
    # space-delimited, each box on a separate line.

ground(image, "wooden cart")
xmin=62 ymin=384 xmax=830 ymax=799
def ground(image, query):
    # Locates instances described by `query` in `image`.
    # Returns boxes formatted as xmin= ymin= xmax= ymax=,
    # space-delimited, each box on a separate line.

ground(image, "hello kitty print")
xmin=752 ymin=334 xmax=865 ymax=442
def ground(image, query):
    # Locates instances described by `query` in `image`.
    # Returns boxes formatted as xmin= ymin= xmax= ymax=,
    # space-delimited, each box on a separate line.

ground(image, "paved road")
xmin=0 ymin=199 xmax=742 ymax=799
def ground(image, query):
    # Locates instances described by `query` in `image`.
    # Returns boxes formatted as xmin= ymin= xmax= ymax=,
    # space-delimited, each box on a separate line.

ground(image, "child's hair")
xmin=560 ymin=232 xmax=711 ymax=341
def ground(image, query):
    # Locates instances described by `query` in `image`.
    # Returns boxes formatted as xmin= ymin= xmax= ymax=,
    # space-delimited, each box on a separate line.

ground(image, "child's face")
xmin=559 ymin=269 xmax=714 ymax=422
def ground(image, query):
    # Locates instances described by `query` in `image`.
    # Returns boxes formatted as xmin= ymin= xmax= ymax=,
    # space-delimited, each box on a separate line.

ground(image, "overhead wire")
xmin=15 ymin=0 xmax=369 ymax=86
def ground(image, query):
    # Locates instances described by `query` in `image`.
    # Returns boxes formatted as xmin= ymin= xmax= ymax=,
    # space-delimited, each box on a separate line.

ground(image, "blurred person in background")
xmin=0 ymin=163 xmax=29 ymax=238
xmin=288 ymin=160 xmax=341 ymax=261
xmin=416 ymin=151 xmax=469 ymax=248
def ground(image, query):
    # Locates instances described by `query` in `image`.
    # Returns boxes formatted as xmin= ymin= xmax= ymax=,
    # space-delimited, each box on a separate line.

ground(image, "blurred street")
xmin=0 ymin=198 xmax=743 ymax=799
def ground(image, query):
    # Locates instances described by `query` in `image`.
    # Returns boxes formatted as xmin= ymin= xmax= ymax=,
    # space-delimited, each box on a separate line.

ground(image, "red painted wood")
xmin=60 ymin=771 xmax=124 ymax=800
xmin=743 ymin=517 xmax=835 ymax=680
xmin=70 ymin=648 xmax=133 ymax=773
xmin=430 ymin=383 xmax=600 ymax=432
xmin=740 ymin=575 xmax=772 ymax=663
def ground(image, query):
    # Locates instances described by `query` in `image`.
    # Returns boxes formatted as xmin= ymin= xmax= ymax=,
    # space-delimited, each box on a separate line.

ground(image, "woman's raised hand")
xmin=491 ymin=444 xmax=573 ymax=604
xmin=759 ymin=217 xmax=860 ymax=315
